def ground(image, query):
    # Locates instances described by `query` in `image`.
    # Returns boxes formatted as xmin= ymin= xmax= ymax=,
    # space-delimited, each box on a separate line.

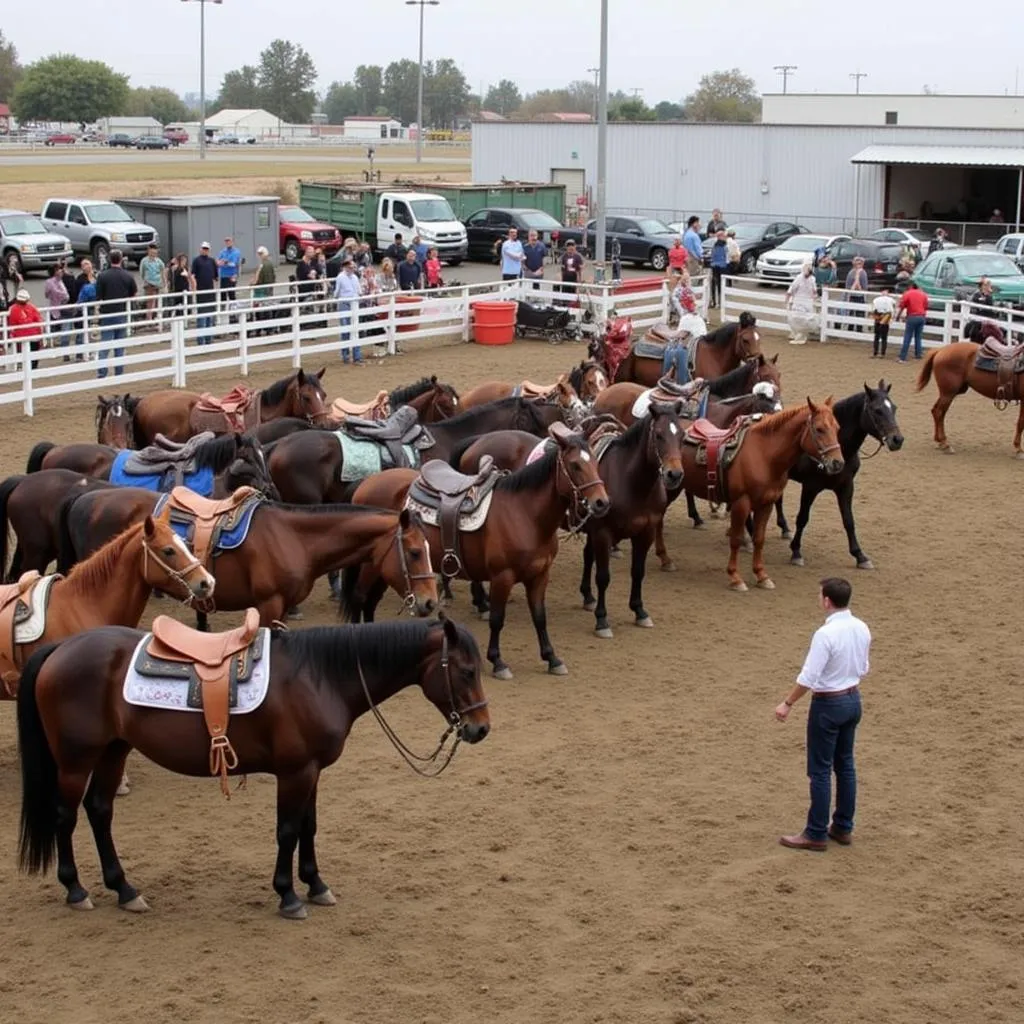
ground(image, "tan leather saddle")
xmin=515 ymin=380 xmax=559 ymax=400
xmin=164 ymin=485 xmax=261 ymax=579
xmin=190 ymin=386 xmax=261 ymax=434
xmin=330 ymin=389 xmax=391 ymax=423
xmin=650 ymin=373 xmax=700 ymax=406
xmin=977 ymin=336 xmax=1024 ymax=404
xmin=684 ymin=417 xmax=748 ymax=504
xmin=145 ymin=607 xmax=261 ymax=796
xmin=647 ymin=323 xmax=691 ymax=344
xmin=0 ymin=571 xmax=45 ymax=698
xmin=410 ymin=456 xmax=501 ymax=578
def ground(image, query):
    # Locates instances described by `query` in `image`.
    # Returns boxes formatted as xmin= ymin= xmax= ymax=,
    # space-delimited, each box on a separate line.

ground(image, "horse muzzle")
xmin=661 ymin=467 xmax=684 ymax=490
xmin=822 ymin=456 xmax=845 ymax=475
xmin=885 ymin=433 xmax=904 ymax=452
xmin=459 ymin=720 xmax=490 ymax=744
xmin=588 ymin=495 xmax=611 ymax=519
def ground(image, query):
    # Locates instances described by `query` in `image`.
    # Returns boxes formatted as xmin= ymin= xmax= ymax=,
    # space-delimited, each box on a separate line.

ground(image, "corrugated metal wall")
xmin=471 ymin=122 xmax=1024 ymax=232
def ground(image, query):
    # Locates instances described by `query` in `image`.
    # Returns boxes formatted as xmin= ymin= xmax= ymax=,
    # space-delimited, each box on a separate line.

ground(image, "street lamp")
xmin=593 ymin=0 xmax=609 ymax=283
xmin=180 ymin=0 xmax=223 ymax=160
xmin=587 ymin=66 xmax=600 ymax=122
xmin=406 ymin=0 xmax=439 ymax=163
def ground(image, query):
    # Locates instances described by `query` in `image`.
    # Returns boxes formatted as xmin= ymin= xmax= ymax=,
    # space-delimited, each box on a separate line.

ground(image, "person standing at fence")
xmin=139 ymin=243 xmax=166 ymax=323
xmin=725 ymin=229 xmax=742 ymax=274
xmin=775 ymin=577 xmax=871 ymax=852
xmin=870 ymin=287 xmax=895 ymax=358
xmin=845 ymin=256 xmax=869 ymax=333
xmin=706 ymin=208 xmax=727 ymax=235
xmin=708 ymin=229 xmax=729 ymax=309
xmin=94 ymin=248 xmax=137 ymax=378
xmin=250 ymin=245 xmax=276 ymax=336
xmin=896 ymin=280 xmax=928 ymax=363
xmin=334 ymin=257 xmax=363 ymax=366
xmin=217 ymin=236 xmax=243 ymax=310
xmin=786 ymin=263 xmax=819 ymax=344
xmin=424 ymin=247 xmax=443 ymax=289
xmin=683 ymin=216 xmax=704 ymax=277
xmin=559 ymin=239 xmax=585 ymax=296
xmin=398 ymin=248 xmax=423 ymax=291
xmin=191 ymin=243 xmax=218 ymax=346
xmin=385 ymin=233 xmax=408 ymax=265
xmin=75 ymin=260 xmax=97 ymax=360
xmin=500 ymin=227 xmax=526 ymax=282
xmin=970 ymin=276 xmax=995 ymax=309
xmin=667 ymin=237 xmax=687 ymax=281
xmin=9 ymin=289 xmax=44 ymax=369
xmin=44 ymin=264 xmax=69 ymax=354
xmin=522 ymin=230 xmax=547 ymax=289
xmin=166 ymin=254 xmax=190 ymax=319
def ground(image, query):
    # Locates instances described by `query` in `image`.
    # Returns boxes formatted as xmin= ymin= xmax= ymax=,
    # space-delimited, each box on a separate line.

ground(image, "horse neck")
xmin=754 ymin=411 xmax=812 ymax=474
xmin=610 ymin=423 xmax=662 ymax=490
xmin=59 ymin=526 xmax=152 ymax=628
xmin=328 ymin=645 xmax=426 ymax=719
xmin=836 ymin=396 xmax=869 ymax=456
xmin=278 ymin=507 xmax=397 ymax=577
xmin=515 ymin=459 xmax=571 ymax=535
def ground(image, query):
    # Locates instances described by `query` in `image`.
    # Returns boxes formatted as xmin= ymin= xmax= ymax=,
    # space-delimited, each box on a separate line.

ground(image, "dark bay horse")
xmin=345 ymin=427 xmax=610 ymax=679
xmin=131 ymin=367 xmax=330 ymax=446
xmin=58 ymin=491 xmax=438 ymax=626
xmin=387 ymin=375 xmax=461 ymax=423
xmin=95 ymin=396 xmax=135 ymax=448
xmin=17 ymin=617 xmax=489 ymax=918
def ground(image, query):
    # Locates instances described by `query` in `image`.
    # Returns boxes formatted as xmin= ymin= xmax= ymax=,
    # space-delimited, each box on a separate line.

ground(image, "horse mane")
xmin=390 ymin=377 xmax=437 ymax=405
xmin=705 ymin=361 xmax=753 ymax=396
xmin=264 ymin=500 xmax=399 ymax=517
xmin=61 ymin=520 xmax=143 ymax=598
xmin=832 ymin=391 xmax=863 ymax=421
xmin=260 ymin=371 xmax=300 ymax=407
xmin=608 ymin=414 xmax=648 ymax=451
xmin=192 ymin=433 xmax=243 ymax=472
xmin=748 ymin=404 xmax=810 ymax=435
xmin=700 ymin=321 xmax=737 ymax=349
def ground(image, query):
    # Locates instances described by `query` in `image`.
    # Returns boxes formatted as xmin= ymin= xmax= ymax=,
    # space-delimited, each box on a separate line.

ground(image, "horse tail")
xmin=25 ymin=442 xmax=56 ymax=475
xmin=447 ymin=434 xmax=480 ymax=470
xmin=18 ymin=642 xmax=62 ymax=874
xmin=0 ymin=474 xmax=24 ymax=582
xmin=916 ymin=350 xmax=939 ymax=392
xmin=55 ymin=493 xmax=81 ymax=576
xmin=338 ymin=565 xmax=363 ymax=623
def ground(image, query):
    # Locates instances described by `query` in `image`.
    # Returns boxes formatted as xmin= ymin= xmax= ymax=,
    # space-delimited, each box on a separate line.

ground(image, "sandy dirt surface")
xmin=0 ymin=331 xmax=1021 ymax=1024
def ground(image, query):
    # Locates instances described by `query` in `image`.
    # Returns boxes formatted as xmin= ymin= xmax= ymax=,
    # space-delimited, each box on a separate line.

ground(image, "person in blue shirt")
xmin=333 ymin=258 xmax=363 ymax=364
xmin=216 ymin=235 xmax=243 ymax=307
xmin=397 ymin=248 xmax=423 ymax=290
xmin=522 ymin=229 xmax=547 ymax=289
xmin=683 ymin=216 xmax=704 ymax=276
xmin=411 ymin=234 xmax=430 ymax=267
xmin=708 ymin=229 xmax=730 ymax=308
xmin=500 ymin=227 xmax=525 ymax=281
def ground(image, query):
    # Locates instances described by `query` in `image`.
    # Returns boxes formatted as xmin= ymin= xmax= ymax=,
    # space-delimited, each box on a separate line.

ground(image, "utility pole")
xmin=587 ymin=66 xmax=600 ymax=122
xmin=180 ymin=0 xmax=223 ymax=160
xmin=405 ymin=0 xmax=440 ymax=163
xmin=594 ymin=0 xmax=608 ymax=284
xmin=850 ymin=71 xmax=868 ymax=95
xmin=773 ymin=65 xmax=797 ymax=95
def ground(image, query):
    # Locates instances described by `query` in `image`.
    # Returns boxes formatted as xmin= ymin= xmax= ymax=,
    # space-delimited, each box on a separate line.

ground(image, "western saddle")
xmin=977 ymin=335 xmax=1024 ymax=405
xmin=646 ymin=323 xmax=692 ymax=345
xmin=144 ymin=607 xmax=261 ymax=796
xmin=684 ymin=417 xmax=748 ymax=504
xmin=190 ymin=386 xmax=261 ymax=434
xmin=650 ymin=373 xmax=702 ymax=405
xmin=0 ymin=571 xmax=45 ymax=697
xmin=163 ymin=485 xmax=261 ymax=578
xmin=514 ymin=380 xmax=560 ymax=400
xmin=409 ymin=456 xmax=502 ymax=579
xmin=330 ymin=389 xmax=391 ymax=423
xmin=340 ymin=405 xmax=431 ymax=469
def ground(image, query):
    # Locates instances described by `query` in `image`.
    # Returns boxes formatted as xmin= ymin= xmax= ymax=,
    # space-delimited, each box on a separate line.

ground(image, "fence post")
xmin=461 ymin=285 xmax=471 ymax=343
xmin=21 ymin=339 xmax=33 ymax=416
xmin=386 ymin=292 xmax=397 ymax=356
xmin=239 ymin=311 xmax=249 ymax=375
xmin=661 ymin=279 xmax=670 ymax=322
xmin=942 ymin=301 xmax=953 ymax=346
xmin=820 ymin=288 xmax=833 ymax=344
xmin=171 ymin=317 xmax=186 ymax=387
xmin=291 ymin=303 xmax=302 ymax=368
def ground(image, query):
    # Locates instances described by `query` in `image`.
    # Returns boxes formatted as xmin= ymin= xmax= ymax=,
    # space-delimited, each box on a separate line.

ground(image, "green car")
xmin=910 ymin=249 xmax=1024 ymax=303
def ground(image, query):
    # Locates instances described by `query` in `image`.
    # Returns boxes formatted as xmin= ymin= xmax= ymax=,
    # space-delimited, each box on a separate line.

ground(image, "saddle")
xmin=976 ymin=336 xmax=1024 ymax=404
xmin=143 ymin=608 xmax=261 ymax=796
xmin=647 ymin=323 xmax=691 ymax=345
xmin=651 ymin=374 xmax=695 ymax=401
xmin=330 ymin=389 xmax=390 ymax=423
xmin=340 ymin=405 xmax=432 ymax=469
xmin=514 ymin=380 xmax=559 ymax=400
xmin=684 ymin=417 xmax=750 ymax=504
xmin=163 ymin=485 xmax=262 ymax=578
xmin=190 ymin=386 xmax=261 ymax=434
xmin=120 ymin=430 xmax=217 ymax=488
xmin=0 ymin=571 xmax=44 ymax=697
xmin=409 ymin=456 xmax=502 ymax=578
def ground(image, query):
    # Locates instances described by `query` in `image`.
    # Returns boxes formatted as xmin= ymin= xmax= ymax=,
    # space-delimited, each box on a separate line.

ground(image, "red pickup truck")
xmin=279 ymin=205 xmax=342 ymax=262
xmin=162 ymin=128 xmax=190 ymax=146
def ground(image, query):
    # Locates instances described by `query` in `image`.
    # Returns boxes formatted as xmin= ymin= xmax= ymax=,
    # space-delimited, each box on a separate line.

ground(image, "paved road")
xmin=0 ymin=149 xmax=469 ymax=168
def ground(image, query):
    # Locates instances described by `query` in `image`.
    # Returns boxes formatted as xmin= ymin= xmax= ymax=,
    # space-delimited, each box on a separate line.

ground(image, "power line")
xmin=850 ymin=71 xmax=868 ymax=95
xmin=773 ymin=65 xmax=797 ymax=95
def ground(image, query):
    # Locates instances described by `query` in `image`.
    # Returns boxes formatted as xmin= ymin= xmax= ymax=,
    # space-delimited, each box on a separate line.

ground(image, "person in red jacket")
xmin=896 ymin=282 xmax=929 ymax=363
xmin=8 ymin=288 xmax=44 ymax=368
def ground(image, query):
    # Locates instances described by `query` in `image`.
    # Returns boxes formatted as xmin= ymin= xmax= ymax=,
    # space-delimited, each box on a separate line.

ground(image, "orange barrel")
xmin=612 ymin=275 xmax=665 ymax=295
xmin=394 ymin=294 xmax=422 ymax=333
xmin=471 ymin=300 xmax=517 ymax=345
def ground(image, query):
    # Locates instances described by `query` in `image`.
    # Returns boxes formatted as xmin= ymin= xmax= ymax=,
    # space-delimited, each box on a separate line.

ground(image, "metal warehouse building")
xmin=470 ymin=119 xmax=1024 ymax=242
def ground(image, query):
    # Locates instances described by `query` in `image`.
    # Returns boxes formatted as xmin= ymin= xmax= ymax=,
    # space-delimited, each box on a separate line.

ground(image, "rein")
xmin=556 ymin=447 xmax=604 ymax=534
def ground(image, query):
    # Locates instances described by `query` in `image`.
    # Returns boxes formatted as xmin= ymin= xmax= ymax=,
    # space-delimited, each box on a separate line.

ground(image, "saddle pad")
xmin=153 ymin=493 xmax=262 ymax=553
xmin=334 ymin=432 xmax=419 ymax=483
xmin=123 ymin=628 xmax=271 ymax=713
xmin=631 ymin=388 xmax=708 ymax=421
xmin=12 ymin=575 xmax=60 ymax=645
xmin=633 ymin=339 xmax=666 ymax=361
xmin=526 ymin=439 xmax=552 ymax=464
xmin=405 ymin=490 xmax=494 ymax=534
xmin=110 ymin=450 xmax=215 ymax=496
xmin=974 ymin=354 xmax=1024 ymax=374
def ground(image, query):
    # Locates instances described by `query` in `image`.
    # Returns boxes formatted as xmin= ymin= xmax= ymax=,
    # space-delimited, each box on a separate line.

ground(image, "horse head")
xmin=735 ymin=319 xmax=762 ymax=361
xmin=429 ymin=376 xmax=461 ymax=419
xmin=422 ymin=617 xmax=490 ymax=744
xmin=751 ymin=353 xmax=782 ymax=398
xmin=229 ymin=435 xmax=280 ymax=500
xmin=804 ymin=397 xmax=844 ymax=475
xmin=862 ymin=380 xmax=904 ymax=452
xmin=141 ymin=507 xmax=216 ymax=603
xmin=547 ymin=423 xmax=610 ymax=520
xmin=293 ymin=367 xmax=330 ymax=424
xmin=95 ymin=393 xmax=134 ymax=449
xmin=550 ymin=375 xmax=587 ymax=427
xmin=647 ymin=400 xmax=686 ymax=490
xmin=570 ymin=361 xmax=609 ymax=404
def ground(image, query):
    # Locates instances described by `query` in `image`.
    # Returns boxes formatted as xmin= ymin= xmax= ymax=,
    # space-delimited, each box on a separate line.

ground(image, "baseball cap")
xmin=15 ymin=288 xmax=30 ymax=302
xmin=200 ymin=241 xmax=210 ymax=249
xmin=256 ymin=245 xmax=268 ymax=255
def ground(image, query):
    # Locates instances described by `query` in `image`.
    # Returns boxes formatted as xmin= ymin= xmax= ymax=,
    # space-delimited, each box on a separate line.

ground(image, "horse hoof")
xmin=610 ymin=548 xmax=624 ymax=560
xmin=938 ymin=443 xmax=954 ymax=454
xmin=120 ymin=895 xmax=150 ymax=913
xmin=309 ymin=888 xmax=337 ymax=907
xmin=660 ymin=561 xmax=677 ymax=572
xmin=729 ymin=581 xmax=749 ymax=592
xmin=279 ymin=901 xmax=308 ymax=921
xmin=1016 ymin=451 xmax=1024 ymax=461
xmin=69 ymin=896 xmax=94 ymax=911
xmin=635 ymin=616 xmax=654 ymax=628
xmin=548 ymin=661 xmax=569 ymax=676
xmin=493 ymin=666 xmax=514 ymax=681
xmin=857 ymin=560 xmax=875 ymax=571
xmin=781 ymin=530 xmax=793 ymax=540
xmin=756 ymin=578 xmax=776 ymax=590
xmin=286 ymin=607 xmax=304 ymax=620
xmin=583 ymin=600 xmax=597 ymax=612
xmin=595 ymin=627 xmax=614 ymax=639
xmin=790 ymin=556 xmax=805 ymax=567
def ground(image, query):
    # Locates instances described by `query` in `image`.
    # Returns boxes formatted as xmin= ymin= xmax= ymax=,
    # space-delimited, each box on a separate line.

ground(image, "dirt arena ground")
xmin=0 ymin=331 xmax=1020 ymax=1024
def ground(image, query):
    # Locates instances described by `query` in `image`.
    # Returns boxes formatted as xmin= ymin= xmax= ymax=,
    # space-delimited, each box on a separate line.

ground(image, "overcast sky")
xmin=8 ymin=0 xmax=1024 ymax=102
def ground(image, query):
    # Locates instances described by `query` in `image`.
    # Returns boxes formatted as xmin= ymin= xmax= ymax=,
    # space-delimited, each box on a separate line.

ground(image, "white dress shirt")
xmin=797 ymin=609 xmax=871 ymax=693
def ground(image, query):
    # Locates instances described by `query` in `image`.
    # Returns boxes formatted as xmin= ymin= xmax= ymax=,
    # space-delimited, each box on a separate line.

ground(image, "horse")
xmin=762 ymin=381 xmax=904 ymax=570
xmin=343 ymin=426 xmax=611 ymax=679
xmin=0 ymin=510 xmax=214 ymax=700
xmin=459 ymin=375 xmax=587 ymax=426
xmin=16 ymin=616 xmax=489 ymax=918
xmin=57 ymin=490 xmax=438 ymax=627
xmin=386 ymin=375 xmax=461 ymax=423
xmin=131 ymin=367 xmax=330 ymax=446
xmin=677 ymin=399 xmax=844 ymax=591
xmin=95 ymin=395 xmax=135 ymax=448
xmin=915 ymin=321 xmax=1024 ymax=455
xmin=568 ymin=360 xmax=610 ymax=404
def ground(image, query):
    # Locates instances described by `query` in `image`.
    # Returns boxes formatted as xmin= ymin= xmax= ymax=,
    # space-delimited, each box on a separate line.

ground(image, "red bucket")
xmin=394 ymin=294 xmax=422 ymax=333
xmin=471 ymin=300 xmax=517 ymax=346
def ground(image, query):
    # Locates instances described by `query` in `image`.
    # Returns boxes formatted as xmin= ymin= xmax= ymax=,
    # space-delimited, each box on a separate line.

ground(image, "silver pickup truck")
xmin=40 ymin=198 xmax=160 ymax=269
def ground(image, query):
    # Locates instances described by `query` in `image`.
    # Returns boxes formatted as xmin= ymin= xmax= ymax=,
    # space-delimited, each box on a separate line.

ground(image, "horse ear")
xmin=884 ymin=380 xmax=892 ymax=393
xmin=806 ymin=396 xmax=816 ymax=411
xmin=296 ymin=368 xmax=306 ymax=384
xmin=430 ymin=374 xmax=438 ymax=384
xmin=825 ymin=395 xmax=835 ymax=407
xmin=864 ymin=382 xmax=873 ymax=396
xmin=143 ymin=515 xmax=156 ymax=539
xmin=398 ymin=507 xmax=411 ymax=530
xmin=442 ymin=615 xmax=459 ymax=649
xmin=771 ymin=354 xmax=779 ymax=365
xmin=315 ymin=366 xmax=326 ymax=380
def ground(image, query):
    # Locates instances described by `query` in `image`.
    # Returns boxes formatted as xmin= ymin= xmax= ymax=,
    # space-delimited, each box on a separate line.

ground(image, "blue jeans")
xmin=805 ymin=690 xmax=862 ymax=841
xmin=339 ymin=312 xmax=362 ymax=363
xmin=196 ymin=291 xmax=215 ymax=345
xmin=98 ymin=314 xmax=127 ymax=378
xmin=899 ymin=315 xmax=925 ymax=360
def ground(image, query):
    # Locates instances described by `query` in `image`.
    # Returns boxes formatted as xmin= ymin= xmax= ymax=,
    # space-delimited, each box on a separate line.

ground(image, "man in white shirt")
xmin=333 ymin=258 xmax=363 ymax=364
xmin=500 ymin=228 xmax=526 ymax=281
xmin=775 ymin=578 xmax=871 ymax=851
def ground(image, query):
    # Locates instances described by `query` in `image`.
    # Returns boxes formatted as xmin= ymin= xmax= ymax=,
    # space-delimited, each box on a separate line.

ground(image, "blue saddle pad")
xmin=110 ymin=450 xmax=215 ymax=496
xmin=153 ymin=493 xmax=260 ymax=552
xmin=632 ymin=339 xmax=666 ymax=361
xmin=975 ymin=356 xmax=998 ymax=373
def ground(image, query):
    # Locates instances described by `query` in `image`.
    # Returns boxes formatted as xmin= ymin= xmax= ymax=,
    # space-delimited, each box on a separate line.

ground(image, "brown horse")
xmin=916 ymin=326 xmax=1024 ymax=455
xmin=17 ymin=616 xmax=489 ymax=917
xmin=95 ymin=395 xmax=135 ymax=448
xmin=344 ymin=426 xmax=611 ymax=679
xmin=678 ymin=400 xmax=844 ymax=591
xmin=568 ymin=360 xmax=610 ymax=404
xmin=0 ymin=510 xmax=214 ymax=699
xmin=131 ymin=367 xmax=330 ymax=446
xmin=384 ymin=375 xmax=461 ymax=423
xmin=460 ymin=375 xmax=587 ymax=426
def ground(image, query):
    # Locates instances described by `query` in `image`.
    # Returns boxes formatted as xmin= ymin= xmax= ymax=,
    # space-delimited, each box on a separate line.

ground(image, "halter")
xmin=803 ymin=414 xmax=842 ymax=469
xmin=859 ymin=397 xmax=897 ymax=459
xmin=356 ymin=630 xmax=489 ymax=779
xmin=142 ymin=536 xmax=209 ymax=605
xmin=392 ymin=518 xmax=435 ymax=612
xmin=555 ymin=445 xmax=606 ymax=534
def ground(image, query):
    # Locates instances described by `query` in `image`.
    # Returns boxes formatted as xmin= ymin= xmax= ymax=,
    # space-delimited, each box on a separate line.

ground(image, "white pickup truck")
xmin=40 ymin=198 xmax=160 ymax=269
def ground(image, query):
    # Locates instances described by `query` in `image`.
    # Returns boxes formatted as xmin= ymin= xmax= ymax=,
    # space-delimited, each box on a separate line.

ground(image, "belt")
xmin=812 ymin=685 xmax=860 ymax=700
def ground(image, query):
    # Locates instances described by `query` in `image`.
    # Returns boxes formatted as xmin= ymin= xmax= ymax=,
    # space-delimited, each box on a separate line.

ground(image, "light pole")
xmin=181 ymin=0 xmax=222 ymax=160
xmin=406 ymin=0 xmax=439 ymax=163
xmin=593 ymin=0 xmax=609 ymax=284
xmin=587 ymin=66 xmax=600 ymax=122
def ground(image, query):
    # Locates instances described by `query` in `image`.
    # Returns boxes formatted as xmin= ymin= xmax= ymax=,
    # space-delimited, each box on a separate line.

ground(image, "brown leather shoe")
xmin=828 ymin=827 xmax=852 ymax=846
xmin=779 ymin=833 xmax=827 ymax=852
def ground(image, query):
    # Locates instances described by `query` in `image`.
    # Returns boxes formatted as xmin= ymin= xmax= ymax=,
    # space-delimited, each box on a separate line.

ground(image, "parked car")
xmin=162 ymin=128 xmax=189 ymax=146
xmin=107 ymin=134 xmax=137 ymax=148
xmin=135 ymin=135 xmax=170 ymax=150
xmin=824 ymin=238 xmax=905 ymax=288
xmin=868 ymin=227 xmax=959 ymax=254
xmin=0 ymin=208 xmax=74 ymax=277
xmin=278 ymin=205 xmax=342 ymax=262
xmin=702 ymin=221 xmax=808 ymax=273
xmin=993 ymin=233 xmax=1024 ymax=269
xmin=44 ymin=133 xmax=76 ymax=146
xmin=40 ymin=198 xmax=160 ymax=268
xmin=756 ymin=233 xmax=851 ymax=284
xmin=464 ymin=207 xmax=564 ymax=262
xmin=910 ymin=250 xmax=1024 ymax=306
xmin=216 ymin=134 xmax=256 ymax=145
xmin=557 ymin=216 xmax=679 ymax=270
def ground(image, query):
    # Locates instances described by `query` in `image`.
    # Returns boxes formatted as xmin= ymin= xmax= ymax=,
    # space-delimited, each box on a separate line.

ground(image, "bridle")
xmin=97 ymin=403 xmax=133 ymax=449
xmin=646 ymin=413 xmax=683 ymax=482
xmin=142 ymin=536 xmax=210 ymax=605
xmin=300 ymin=384 xmax=332 ymax=426
xmin=555 ymin=444 xmax=605 ymax=533
xmin=803 ymin=414 xmax=842 ymax=469
xmin=858 ymin=396 xmax=897 ymax=460
xmin=391 ymin=518 xmax=436 ymax=612
xmin=356 ymin=629 xmax=489 ymax=778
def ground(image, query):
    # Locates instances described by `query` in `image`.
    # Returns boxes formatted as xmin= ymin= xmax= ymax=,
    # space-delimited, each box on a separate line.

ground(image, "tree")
xmin=217 ymin=65 xmax=261 ymax=111
xmin=654 ymin=100 xmax=685 ymax=121
xmin=610 ymin=97 xmax=656 ymax=122
xmin=484 ymin=79 xmax=521 ymax=116
xmin=0 ymin=31 xmax=22 ymax=103
xmin=383 ymin=59 xmax=420 ymax=126
xmin=126 ymin=86 xmax=189 ymax=125
xmin=12 ymin=55 xmax=129 ymax=123
xmin=353 ymin=65 xmax=383 ymax=116
xmin=683 ymin=69 xmax=761 ymax=123
xmin=257 ymin=39 xmax=318 ymax=123
xmin=425 ymin=58 xmax=469 ymax=129
xmin=322 ymin=81 xmax=359 ymax=124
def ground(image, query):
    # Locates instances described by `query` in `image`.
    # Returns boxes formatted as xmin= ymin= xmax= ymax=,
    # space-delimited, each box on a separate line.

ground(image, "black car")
xmin=135 ymin=135 xmax=170 ymax=150
xmin=557 ymin=216 xmax=680 ymax=271
xmin=701 ymin=221 xmax=808 ymax=273
xmin=464 ymin=207 xmax=564 ymax=262
xmin=107 ymin=134 xmax=136 ymax=148
xmin=825 ymin=238 xmax=905 ymax=288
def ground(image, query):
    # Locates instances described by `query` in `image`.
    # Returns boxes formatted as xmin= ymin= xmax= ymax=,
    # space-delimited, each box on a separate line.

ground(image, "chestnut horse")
xmin=678 ymin=399 xmax=844 ymax=591
xmin=344 ymin=426 xmax=611 ymax=679
xmin=460 ymin=375 xmax=586 ymax=426
xmin=0 ymin=511 xmax=214 ymax=700
xmin=131 ymin=367 xmax=330 ymax=447
xmin=16 ymin=617 xmax=489 ymax=918
xmin=916 ymin=322 xmax=1024 ymax=455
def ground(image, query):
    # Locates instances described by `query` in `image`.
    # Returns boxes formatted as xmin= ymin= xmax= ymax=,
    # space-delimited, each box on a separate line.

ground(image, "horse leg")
xmin=470 ymin=579 xmax=490 ymax=618
xmin=524 ymin=569 xmax=566 ymax=676
xmin=580 ymin=535 xmax=596 ymax=611
xmin=593 ymin=537 xmax=614 ymax=638
xmin=653 ymin=514 xmax=676 ymax=572
xmin=297 ymin=776 xmax=335 ymax=907
xmin=835 ymin=480 xmax=872 ymax=568
xmin=257 ymin=595 xmax=288 ymax=627
xmin=55 ymin=769 xmax=93 ymax=909
xmin=788 ymin=483 xmax=820 ymax=567
xmin=195 ymin=610 xmax=209 ymax=632
xmin=83 ymin=742 xmax=146 ymax=911
xmin=931 ymin=392 xmax=955 ymax=452
xmin=441 ymin=575 xmax=455 ymax=603
xmin=776 ymin=497 xmax=791 ymax=539
xmin=628 ymin=527 xmax=656 ymax=627
xmin=273 ymin=766 xmax=320 ymax=920
xmin=361 ymin=577 xmax=388 ymax=623
xmin=327 ymin=570 xmax=341 ymax=600
xmin=686 ymin=491 xmax=705 ymax=528
xmin=1014 ymin=400 xmax=1024 ymax=458
xmin=610 ymin=543 xmax=623 ymax=559
xmin=751 ymin=504 xmax=775 ymax=589
xmin=485 ymin=572 xmax=516 ymax=680
xmin=727 ymin=500 xmax=750 ymax=591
